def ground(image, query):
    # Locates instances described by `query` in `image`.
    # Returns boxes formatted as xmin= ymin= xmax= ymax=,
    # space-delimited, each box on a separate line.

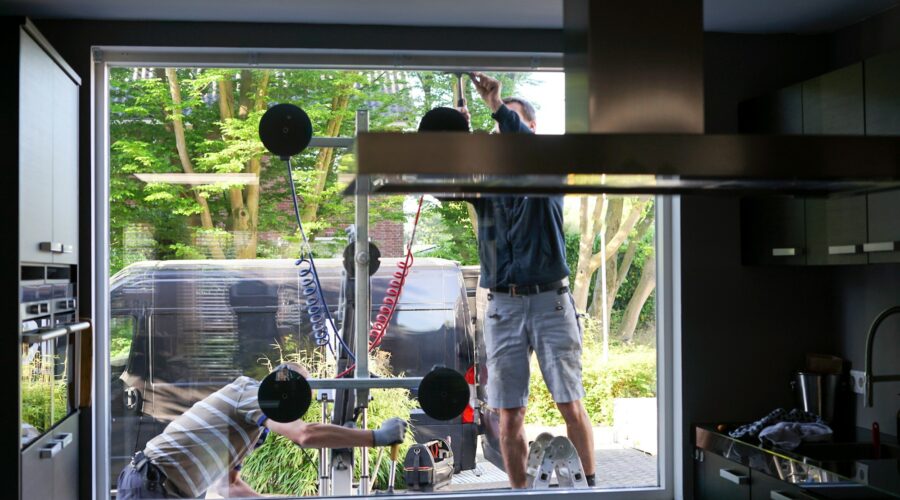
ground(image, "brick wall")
xmin=370 ymin=220 xmax=404 ymax=257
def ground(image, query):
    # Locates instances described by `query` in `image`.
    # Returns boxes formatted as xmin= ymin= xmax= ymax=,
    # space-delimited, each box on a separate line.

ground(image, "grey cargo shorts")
xmin=483 ymin=285 xmax=585 ymax=409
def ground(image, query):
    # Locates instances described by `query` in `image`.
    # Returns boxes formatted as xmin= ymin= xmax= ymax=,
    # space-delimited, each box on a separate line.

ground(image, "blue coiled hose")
xmin=285 ymin=158 xmax=355 ymax=361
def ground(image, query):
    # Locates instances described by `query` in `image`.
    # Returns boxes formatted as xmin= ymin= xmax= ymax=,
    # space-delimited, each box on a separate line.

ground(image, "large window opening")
xmin=100 ymin=59 xmax=670 ymax=499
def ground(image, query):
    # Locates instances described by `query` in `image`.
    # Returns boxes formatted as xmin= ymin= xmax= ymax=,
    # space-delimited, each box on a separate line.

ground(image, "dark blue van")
xmin=109 ymin=258 xmax=482 ymax=487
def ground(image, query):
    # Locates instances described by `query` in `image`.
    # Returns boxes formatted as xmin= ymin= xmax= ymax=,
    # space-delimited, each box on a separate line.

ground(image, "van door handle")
xmin=719 ymin=468 xmax=749 ymax=485
xmin=40 ymin=441 xmax=62 ymax=459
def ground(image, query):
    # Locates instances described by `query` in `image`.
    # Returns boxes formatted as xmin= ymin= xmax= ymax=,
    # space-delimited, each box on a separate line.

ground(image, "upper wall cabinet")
xmin=804 ymin=196 xmax=868 ymax=266
xmin=802 ymin=63 xmax=864 ymax=135
xmin=865 ymin=49 xmax=900 ymax=135
xmin=738 ymin=84 xmax=802 ymax=134
xmin=740 ymin=197 xmax=806 ymax=266
xmin=864 ymin=50 xmax=900 ymax=264
xmin=18 ymin=25 xmax=80 ymax=265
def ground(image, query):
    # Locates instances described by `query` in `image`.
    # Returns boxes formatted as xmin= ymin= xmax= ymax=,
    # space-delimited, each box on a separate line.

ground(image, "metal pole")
xmin=355 ymin=108 xmax=370 ymax=498
xmin=354 ymin=108 xmax=370 ymax=383
xmin=358 ymin=408 xmax=369 ymax=496
xmin=318 ymin=392 xmax=330 ymax=496
xmin=599 ymin=193 xmax=610 ymax=363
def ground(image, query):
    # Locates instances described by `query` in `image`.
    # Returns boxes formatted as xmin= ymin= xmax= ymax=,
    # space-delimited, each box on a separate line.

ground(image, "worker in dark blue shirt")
xmin=418 ymin=73 xmax=595 ymax=489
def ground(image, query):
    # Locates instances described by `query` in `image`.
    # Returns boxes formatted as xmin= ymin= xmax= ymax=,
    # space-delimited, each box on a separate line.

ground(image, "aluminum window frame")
xmin=92 ymin=46 xmax=680 ymax=500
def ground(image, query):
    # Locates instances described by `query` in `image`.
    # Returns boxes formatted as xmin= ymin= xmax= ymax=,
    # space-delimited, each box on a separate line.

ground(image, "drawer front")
xmin=751 ymin=470 xmax=816 ymax=500
xmin=698 ymin=451 xmax=751 ymax=500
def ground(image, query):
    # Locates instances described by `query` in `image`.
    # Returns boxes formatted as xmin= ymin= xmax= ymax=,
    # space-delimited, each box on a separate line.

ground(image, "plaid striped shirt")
xmin=144 ymin=377 xmax=266 ymax=497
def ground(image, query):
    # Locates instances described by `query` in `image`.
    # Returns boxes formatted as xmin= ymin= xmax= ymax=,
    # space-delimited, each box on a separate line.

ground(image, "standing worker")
xmin=455 ymin=72 xmax=596 ymax=488
xmin=116 ymin=362 xmax=407 ymax=498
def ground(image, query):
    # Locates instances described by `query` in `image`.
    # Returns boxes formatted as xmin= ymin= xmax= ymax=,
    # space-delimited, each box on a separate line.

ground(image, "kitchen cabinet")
xmin=696 ymin=450 xmax=751 ymax=500
xmin=696 ymin=449 xmax=818 ymax=500
xmin=751 ymin=471 xmax=817 ymax=500
xmin=18 ymin=26 xmax=79 ymax=265
xmin=741 ymin=197 xmax=806 ymax=266
xmin=865 ymin=190 xmax=900 ymax=264
xmin=802 ymin=63 xmax=864 ymax=135
xmin=805 ymin=196 xmax=868 ymax=266
xmin=738 ymin=84 xmax=802 ymax=134
xmin=865 ymin=49 xmax=900 ymax=135
xmin=21 ymin=412 xmax=79 ymax=500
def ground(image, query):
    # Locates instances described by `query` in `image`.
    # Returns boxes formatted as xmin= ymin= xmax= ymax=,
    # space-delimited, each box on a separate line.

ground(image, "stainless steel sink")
xmin=794 ymin=442 xmax=900 ymax=461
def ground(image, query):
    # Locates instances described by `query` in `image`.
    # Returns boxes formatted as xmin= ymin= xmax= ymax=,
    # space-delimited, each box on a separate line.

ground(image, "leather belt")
xmin=489 ymin=279 xmax=568 ymax=296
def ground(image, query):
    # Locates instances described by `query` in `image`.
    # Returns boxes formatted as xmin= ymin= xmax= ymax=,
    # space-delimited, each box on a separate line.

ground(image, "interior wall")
xmin=678 ymin=197 xmax=839 ymax=499
xmin=833 ymin=265 xmax=900 ymax=438
xmin=828 ymin=4 xmax=900 ymax=440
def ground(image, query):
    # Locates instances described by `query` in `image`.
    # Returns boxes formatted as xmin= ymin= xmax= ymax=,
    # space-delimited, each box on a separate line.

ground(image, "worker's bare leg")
xmin=557 ymin=400 xmax=595 ymax=477
xmin=499 ymin=407 xmax=529 ymax=489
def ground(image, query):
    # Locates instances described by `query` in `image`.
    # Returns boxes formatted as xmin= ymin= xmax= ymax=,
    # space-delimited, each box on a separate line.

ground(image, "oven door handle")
xmin=22 ymin=321 xmax=91 ymax=342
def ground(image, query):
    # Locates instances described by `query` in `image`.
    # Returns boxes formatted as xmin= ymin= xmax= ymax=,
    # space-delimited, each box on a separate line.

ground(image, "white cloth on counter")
xmin=758 ymin=421 xmax=833 ymax=450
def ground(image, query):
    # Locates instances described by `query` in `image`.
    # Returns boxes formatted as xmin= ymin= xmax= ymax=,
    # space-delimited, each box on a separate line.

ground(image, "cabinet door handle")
xmin=772 ymin=247 xmax=798 ymax=257
xmin=719 ymin=468 xmax=749 ymax=485
xmin=39 ymin=441 xmax=62 ymax=459
xmin=863 ymin=241 xmax=897 ymax=253
xmin=54 ymin=433 xmax=73 ymax=448
xmin=39 ymin=241 xmax=64 ymax=253
xmin=61 ymin=243 xmax=73 ymax=254
xmin=827 ymin=244 xmax=861 ymax=255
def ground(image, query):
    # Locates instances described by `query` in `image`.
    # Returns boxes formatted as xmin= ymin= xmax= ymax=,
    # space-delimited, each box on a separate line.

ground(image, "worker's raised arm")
xmin=264 ymin=416 xmax=407 ymax=449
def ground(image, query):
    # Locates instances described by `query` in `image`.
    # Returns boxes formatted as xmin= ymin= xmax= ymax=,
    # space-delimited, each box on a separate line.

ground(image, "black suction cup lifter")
xmin=258 ymin=365 xmax=312 ymax=423
xmin=418 ymin=367 xmax=469 ymax=421
xmin=258 ymin=103 xmax=313 ymax=160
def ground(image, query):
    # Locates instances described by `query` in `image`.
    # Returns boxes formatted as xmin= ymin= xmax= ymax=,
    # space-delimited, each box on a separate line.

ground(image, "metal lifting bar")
xmin=351 ymin=108 xmax=370 ymax=498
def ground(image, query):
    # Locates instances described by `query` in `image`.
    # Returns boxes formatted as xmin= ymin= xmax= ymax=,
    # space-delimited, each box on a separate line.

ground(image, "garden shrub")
xmin=525 ymin=319 xmax=656 ymax=426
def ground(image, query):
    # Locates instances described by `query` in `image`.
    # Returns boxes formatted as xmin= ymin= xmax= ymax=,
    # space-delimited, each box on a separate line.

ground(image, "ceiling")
xmin=1 ymin=0 xmax=898 ymax=34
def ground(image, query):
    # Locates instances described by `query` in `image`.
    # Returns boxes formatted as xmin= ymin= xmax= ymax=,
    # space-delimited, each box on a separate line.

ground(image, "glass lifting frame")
xmin=310 ymin=109 xmax=427 ymax=496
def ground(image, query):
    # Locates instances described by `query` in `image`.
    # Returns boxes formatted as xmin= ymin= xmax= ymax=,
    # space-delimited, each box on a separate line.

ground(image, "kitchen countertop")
xmin=696 ymin=425 xmax=900 ymax=499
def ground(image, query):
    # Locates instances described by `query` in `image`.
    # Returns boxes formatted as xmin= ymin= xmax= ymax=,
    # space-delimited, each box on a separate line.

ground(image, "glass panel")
xmin=108 ymin=67 xmax=660 ymax=497
xmin=21 ymin=336 xmax=71 ymax=447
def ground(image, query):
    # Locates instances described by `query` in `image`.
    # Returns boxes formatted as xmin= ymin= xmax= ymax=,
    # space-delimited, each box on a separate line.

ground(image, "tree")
xmin=619 ymin=247 xmax=656 ymax=342
xmin=572 ymin=196 xmax=651 ymax=312
xmin=109 ymin=68 xmax=529 ymax=274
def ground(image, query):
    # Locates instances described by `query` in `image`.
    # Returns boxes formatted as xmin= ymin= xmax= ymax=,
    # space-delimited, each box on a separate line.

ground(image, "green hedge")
xmin=526 ymin=320 xmax=656 ymax=426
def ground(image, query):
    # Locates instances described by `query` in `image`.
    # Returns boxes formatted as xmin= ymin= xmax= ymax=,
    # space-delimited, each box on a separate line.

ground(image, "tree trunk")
xmin=573 ymin=196 xmax=604 ymax=311
xmin=619 ymin=250 xmax=656 ymax=343
xmin=587 ymin=197 xmax=648 ymax=275
xmin=605 ymin=215 xmax=653 ymax=313
xmin=165 ymin=68 xmax=226 ymax=259
xmin=217 ymin=71 xmax=270 ymax=259
xmin=301 ymin=90 xmax=351 ymax=223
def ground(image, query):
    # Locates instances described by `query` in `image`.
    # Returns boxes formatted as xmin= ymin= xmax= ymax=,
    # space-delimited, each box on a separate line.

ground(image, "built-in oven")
xmin=20 ymin=264 xmax=88 ymax=500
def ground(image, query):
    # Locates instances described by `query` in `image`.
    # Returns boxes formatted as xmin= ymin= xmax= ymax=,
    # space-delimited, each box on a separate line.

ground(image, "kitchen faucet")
xmin=864 ymin=305 xmax=900 ymax=407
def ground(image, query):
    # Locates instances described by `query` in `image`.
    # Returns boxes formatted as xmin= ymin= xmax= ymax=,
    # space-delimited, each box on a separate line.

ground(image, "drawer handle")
xmin=39 ymin=241 xmax=64 ymax=253
xmin=771 ymin=491 xmax=796 ymax=500
xmin=39 ymin=441 xmax=62 ymax=459
xmin=719 ymin=468 xmax=749 ymax=485
xmin=863 ymin=241 xmax=897 ymax=253
xmin=772 ymin=247 xmax=798 ymax=257
xmin=827 ymin=244 xmax=861 ymax=255
xmin=54 ymin=433 xmax=73 ymax=448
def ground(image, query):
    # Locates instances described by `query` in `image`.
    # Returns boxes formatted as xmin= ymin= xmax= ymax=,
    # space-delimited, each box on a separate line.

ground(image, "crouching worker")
xmin=116 ymin=363 xmax=407 ymax=498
